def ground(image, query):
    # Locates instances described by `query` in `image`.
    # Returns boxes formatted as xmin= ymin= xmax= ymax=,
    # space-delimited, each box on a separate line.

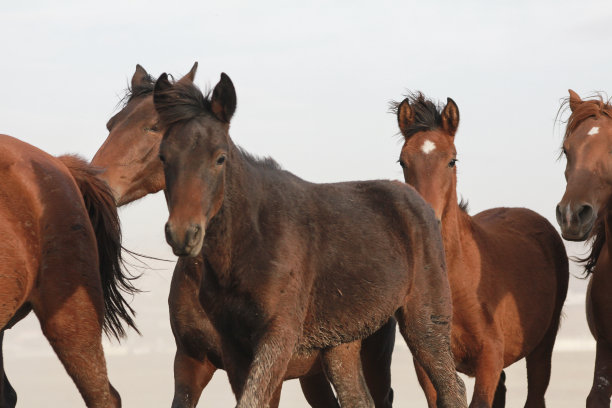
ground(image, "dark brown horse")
xmin=0 ymin=135 xmax=138 ymax=407
xmin=153 ymin=71 xmax=467 ymax=407
xmin=93 ymin=64 xmax=397 ymax=408
xmin=557 ymin=90 xmax=612 ymax=408
xmin=394 ymin=93 xmax=568 ymax=408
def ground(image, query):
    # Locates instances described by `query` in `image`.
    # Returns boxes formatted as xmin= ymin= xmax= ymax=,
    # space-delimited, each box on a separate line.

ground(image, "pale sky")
xmin=1 ymin=0 xmax=610 ymax=257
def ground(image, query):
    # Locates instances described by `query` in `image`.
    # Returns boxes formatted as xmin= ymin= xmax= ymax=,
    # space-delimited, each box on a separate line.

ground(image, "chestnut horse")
xmin=152 ymin=71 xmax=468 ymax=407
xmin=92 ymin=64 xmax=397 ymax=408
xmin=0 ymin=135 xmax=138 ymax=407
xmin=557 ymin=90 xmax=612 ymax=408
xmin=394 ymin=93 xmax=568 ymax=408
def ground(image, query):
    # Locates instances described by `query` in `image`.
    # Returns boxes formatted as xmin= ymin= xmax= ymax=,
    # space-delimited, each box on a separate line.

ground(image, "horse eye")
xmin=398 ymin=159 xmax=406 ymax=169
xmin=216 ymin=155 xmax=226 ymax=165
xmin=159 ymin=154 xmax=166 ymax=163
xmin=448 ymin=159 xmax=457 ymax=168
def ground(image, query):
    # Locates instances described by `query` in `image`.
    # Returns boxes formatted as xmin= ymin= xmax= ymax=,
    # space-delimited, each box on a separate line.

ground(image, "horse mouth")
xmin=560 ymin=224 xmax=593 ymax=242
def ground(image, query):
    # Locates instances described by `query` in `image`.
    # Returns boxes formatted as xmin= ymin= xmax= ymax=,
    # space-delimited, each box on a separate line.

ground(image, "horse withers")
xmin=557 ymin=90 xmax=612 ymax=408
xmin=0 ymin=135 xmax=138 ymax=407
xmin=395 ymin=93 xmax=568 ymax=408
xmin=93 ymin=63 xmax=397 ymax=408
xmin=153 ymin=72 xmax=467 ymax=407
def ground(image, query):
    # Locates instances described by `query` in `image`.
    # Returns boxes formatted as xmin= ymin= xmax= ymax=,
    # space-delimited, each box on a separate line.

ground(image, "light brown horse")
xmin=394 ymin=93 xmax=568 ymax=408
xmin=0 ymin=135 xmax=138 ymax=407
xmin=93 ymin=64 xmax=397 ymax=408
xmin=557 ymin=90 xmax=612 ymax=408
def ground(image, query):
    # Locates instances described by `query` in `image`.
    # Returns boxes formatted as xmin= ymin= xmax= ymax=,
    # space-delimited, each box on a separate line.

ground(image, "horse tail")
xmin=58 ymin=154 xmax=140 ymax=340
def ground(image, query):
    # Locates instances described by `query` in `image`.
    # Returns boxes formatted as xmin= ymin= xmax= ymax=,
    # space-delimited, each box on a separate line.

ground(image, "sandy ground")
xmin=2 ymin=342 xmax=596 ymax=407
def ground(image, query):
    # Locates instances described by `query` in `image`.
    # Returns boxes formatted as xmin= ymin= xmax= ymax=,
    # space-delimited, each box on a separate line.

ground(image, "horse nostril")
xmin=185 ymin=223 xmax=202 ymax=246
xmin=555 ymin=205 xmax=564 ymax=226
xmin=577 ymin=204 xmax=594 ymax=223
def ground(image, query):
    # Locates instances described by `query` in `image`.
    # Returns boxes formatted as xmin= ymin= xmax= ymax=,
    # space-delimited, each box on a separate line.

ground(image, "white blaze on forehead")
xmin=421 ymin=140 xmax=436 ymax=154
xmin=588 ymin=126 xmax=600 ymax=136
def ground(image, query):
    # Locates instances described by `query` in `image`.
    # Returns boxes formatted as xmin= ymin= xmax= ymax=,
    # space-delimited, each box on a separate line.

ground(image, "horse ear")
xmin=211 ymin=73 xmax=236 ymax=123
xmin=568 ymin=89 xmax=582 ymax=112
xmin=178 ymin=61 xmax=198 ymax=83
xmin=441 ymin=97 xmax=460 ymax=137
xmin=397 ymin=99 xmax=414 ymax=138
xmin=153 ymin=73 xmax=173 ymax=111
xmin=131 ymin=64 xmax=149 ymax=89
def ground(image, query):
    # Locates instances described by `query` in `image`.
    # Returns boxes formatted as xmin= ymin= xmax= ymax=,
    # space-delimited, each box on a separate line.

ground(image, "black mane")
xmin=155 ymin=79 xmax=281 ymax=171
xmin=238 ymin=147 xmax=282 ymax=171
xmin=154 ymin=80 xmax=214 ymax=129
xmin=390 ymin=91 xmax=444 ymax=138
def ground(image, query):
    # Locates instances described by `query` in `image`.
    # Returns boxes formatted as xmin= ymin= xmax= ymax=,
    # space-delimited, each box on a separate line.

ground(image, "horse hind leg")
xmin=396 ymin=306 xmax=467 ymax=408
xmin=361 ymin=318 xmax=396 ymax=408
xmin=299 ymin=374 xmax=340 ymax=408
xmin=321 ymin=340 xmax=374 ymax=408
xmin=33 ymin=281 xmax=119 ymax=407
xmin=0 ymin=332 xmax=16 ymax=408
xmin=492 ymin=371 xmax=506 ymax=408
xmin=524 ymin=314 xmax=561 ymax=408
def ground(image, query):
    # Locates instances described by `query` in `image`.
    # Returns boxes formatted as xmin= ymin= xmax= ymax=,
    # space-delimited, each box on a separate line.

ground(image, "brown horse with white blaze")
xmin=395 ymin=93 xmax=568 ymax=408
xmin=557 ymin=90 xmax=612 ymax=407
xmin=0 ymin=135 xmax=138 ymax=407
xmin=153 ymin=72 xmax=467 ymax=407
xmin=92 ymin=64 xmax=397 ymax=408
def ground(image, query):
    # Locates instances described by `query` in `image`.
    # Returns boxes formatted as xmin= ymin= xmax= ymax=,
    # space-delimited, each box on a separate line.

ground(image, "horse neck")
xmin=439 ymin=176 xmax=471 ymax=261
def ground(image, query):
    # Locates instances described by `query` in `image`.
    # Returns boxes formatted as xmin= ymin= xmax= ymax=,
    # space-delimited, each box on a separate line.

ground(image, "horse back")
xmin=238 ymin=176 xmax=445 ymax=348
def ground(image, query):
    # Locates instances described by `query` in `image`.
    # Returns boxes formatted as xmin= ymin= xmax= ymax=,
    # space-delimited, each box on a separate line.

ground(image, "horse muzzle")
xmin=555 ymin=202 xmax=596 ymax=241
xmin=165 ymin=221 xmax=205 ymax=257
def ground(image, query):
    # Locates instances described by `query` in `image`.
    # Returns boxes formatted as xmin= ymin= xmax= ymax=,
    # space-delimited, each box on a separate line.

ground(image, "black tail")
xmin=59 ymin=155 xmax=140 ymax=340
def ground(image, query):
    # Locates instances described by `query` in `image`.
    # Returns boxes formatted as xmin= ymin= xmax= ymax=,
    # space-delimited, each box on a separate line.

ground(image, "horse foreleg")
xmin=413 ymin=357 xmax=437 ymax=408
xmin=321 ymin=340 xmax=374 ymax=408
xmin=171 ymin=349 xmax=216 ymax=408
xmin=234 ymin=325 xmax=298 ymax=408
xmin=587 ymin=340 xmax=612 ymax=408
xmin=469 ymin=345 xmax=504 ymax=408
xmin=299 ymin=374 xmax=339 ymax=408
xmin=0 ymin=332 xmax=16 ymax=408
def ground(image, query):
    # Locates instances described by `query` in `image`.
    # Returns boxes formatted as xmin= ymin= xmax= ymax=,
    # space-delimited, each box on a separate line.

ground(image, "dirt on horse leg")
xmin=35 ymin=291 xmax=119 ymax=407
xmin=587 ymin=340 xmax=612 ymax=408
xmin=299 ymin=374 xmax=340 ymax=408
xmin=321 ymin=341 xmax=374 ymax=408
xmin=171 ymin=350 xmax=216 ymax=408
xmin=233 ymin=326 xmax=298 ymax=408
xmin=413 ymin=357 xmax=438 ymax=408
xmin=396 ymin=306 xmax=467 ymax=408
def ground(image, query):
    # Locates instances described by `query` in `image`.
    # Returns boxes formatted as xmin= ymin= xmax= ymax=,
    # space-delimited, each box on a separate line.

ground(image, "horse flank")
xmin=58 ymin=155 xmax=140 ymax=339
